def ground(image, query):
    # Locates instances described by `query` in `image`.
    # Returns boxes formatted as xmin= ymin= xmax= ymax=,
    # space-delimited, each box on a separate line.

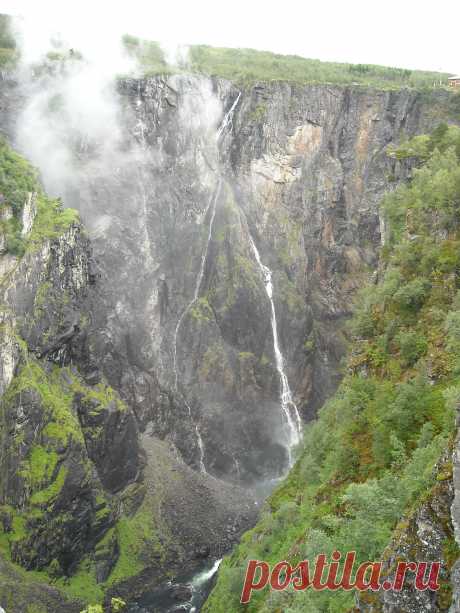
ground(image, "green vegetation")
xmin=188 ymin=46 xmax=449 ymax=89
xmin=28 ymin=445 xmax=59 ymax=487
xmin=0 ymin=12 xmax=452 ymax=89
xmin=121 ymin=28 xmax=454 ymax=89
xmin=190 ymin=296 xmax=214 ymax=322
xmin=29 ymin=466 xmax=68 ymax=505
xmin=28 ymin=196 xmax=79 ymax=250
xmin=68 ymin=370 xmax=128 ymax=414
xmin=0 ymin=360 xmax=83 ymax=555
xmin=54 ymin=557 xmax=105 ymax=604
xmin=0 ymin=138 xmax=38 ymax=213
xmin=0 ymin=137 xmax=39 ymax=255
xmin=54 ymin=488 xmax=165 ymax=607
xmin=0 ymin=14 xmax=18 ymax=70
xmin=0 ymin=13 xmax=454 ymax=89
xmin=80 ymin=599 xmax=126 ymax=613
xmin=123 ymin=35 xmax=450 ymax=89
xmin=107 ymin=508 xmax=162 ymax=584
xmin=0 ymin=357 xmax=142 ymax=607
xmin=0 ymin=137 xmax=79 ymax=257
xmin=122 ymin=34 xmax=170 ymax=75
xmin=5 ymin=360 xmax=84 ymax=447
xmin=0 ymin=134 xmax=147 ymax=610
xmin=204 ymin=125 xmax=460 ymax=612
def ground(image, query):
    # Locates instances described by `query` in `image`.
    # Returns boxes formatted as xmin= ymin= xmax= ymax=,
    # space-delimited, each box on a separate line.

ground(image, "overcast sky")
xmin=0 ymin=0 xmax=458 ymax=74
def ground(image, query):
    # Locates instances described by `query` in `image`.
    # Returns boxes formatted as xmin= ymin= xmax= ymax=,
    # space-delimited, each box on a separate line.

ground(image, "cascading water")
xmin=217 ymin=92 xmax=241 ymax=139
xmin=127 ymin=558 xmax=223 ymax=613
xmin=217 ymin=90 xmax=303 ymax=466
xmin=171 ymin=179 xmax=222 ymax=474
xmin=248 ymin=234 xmax=302 ymax=466
xmin=171 ymin=92 xmax=242 ymax=475
xmin=189 ymin=558 xmax=222 ymax=612
xmin=172 ymin=180 xmax=222 ymax=390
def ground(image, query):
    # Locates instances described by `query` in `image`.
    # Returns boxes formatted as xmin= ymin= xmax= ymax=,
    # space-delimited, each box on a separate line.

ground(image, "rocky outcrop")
xmin=357 ymin=452 xmax=456 ymax=612
xmin=0 ymin=214 xmax=142 ymax=607
xmin=0 ymin=553 xmax=82 ymax=612
xmin=0 ymin=135 xmax=258 ymax=610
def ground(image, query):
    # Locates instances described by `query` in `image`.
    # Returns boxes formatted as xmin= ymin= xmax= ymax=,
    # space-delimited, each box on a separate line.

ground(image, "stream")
xmin=126 ymin=558 xmax=222 ymax=613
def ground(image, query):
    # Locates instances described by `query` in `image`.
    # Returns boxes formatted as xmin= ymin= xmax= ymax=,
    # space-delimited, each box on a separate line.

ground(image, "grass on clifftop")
xmin=121 ymin=34 xmax=450 ymax=89
xmin=0 ymin=13 xmax=452 ymax=89
xmin=187 ymin=45 xmax=450 ymax=89
xmin=204 ymin=125 xmax=460 ymax=612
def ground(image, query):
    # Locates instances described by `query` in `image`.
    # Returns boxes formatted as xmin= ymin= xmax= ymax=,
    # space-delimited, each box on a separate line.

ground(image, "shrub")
xmin=393 ymin=278 xmax=430 ymax=311
xmin=396 ymin=329 xmax=428 ymax=366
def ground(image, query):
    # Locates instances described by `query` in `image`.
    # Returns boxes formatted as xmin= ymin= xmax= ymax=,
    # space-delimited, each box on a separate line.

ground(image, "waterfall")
xmin=248 ymin=234 xmax=302 ymax=465
xmin=171 ymin=92 xmax=241 ymax=475
xmin=172 ymin=181 xmax=221 ymax=388
xmin=134 ymin=81 xmax=147 ymax=146
xmin=193 ymin=180 xmax=221 ymax=303
xmin=195 ymin=424 xmax=207 ymax=474
xmin=171 ymin=178 xmax=221 ymax=474
xmin=189 ymin=558 xmax=223 ymax=612
xmin=191 ymin=558 xmax=222 ymax=590
xmin=217 ymin=92 xmax=241 ymax=140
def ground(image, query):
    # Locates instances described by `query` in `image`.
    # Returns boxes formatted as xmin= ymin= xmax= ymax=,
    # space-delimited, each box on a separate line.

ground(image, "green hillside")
xmin=124 ymin=35 xmax=449 ymax=89
xmin=204 ymin=124 xmax=460 ymax=612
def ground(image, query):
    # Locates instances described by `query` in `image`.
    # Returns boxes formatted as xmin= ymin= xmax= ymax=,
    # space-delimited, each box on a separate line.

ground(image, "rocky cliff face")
xmin=0 ymin=71 xmax=454 ymax=609
xmin=67 ymin=78 xmax=449 ymax=482
xmin=0 ymin=198 xmax=142 ymax=604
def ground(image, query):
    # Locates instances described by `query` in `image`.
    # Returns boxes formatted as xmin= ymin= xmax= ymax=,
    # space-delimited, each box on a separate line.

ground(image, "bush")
xmin=396 ymin=330 xmax=428 ymax=366
xmin=110 ymin=598 xmax=127 ymax=612
xmin=6 ymin=233 xmax=25 ymax=256
xmin=394 ymin=278 xmax=430 ymax=311
xmin=350 ymin=309 xmax=375 ymax=338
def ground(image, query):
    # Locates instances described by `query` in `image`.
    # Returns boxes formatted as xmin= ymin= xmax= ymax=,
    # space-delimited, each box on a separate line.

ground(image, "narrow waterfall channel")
xmin=248 ymin=235 xmax=302 ymax=465
xmin=172 ymin=178 xmax=222 ymax=473
xmin=171 ymin=92 xmax=240 ymax=473
xmin=218 ymin=90 xmax=303 ymax=467
xmin=217 ymin=92 xmax=241 ymax=138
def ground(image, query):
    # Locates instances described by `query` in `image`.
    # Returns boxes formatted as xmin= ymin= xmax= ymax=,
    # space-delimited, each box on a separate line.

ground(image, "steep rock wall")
xmin=0 ymin=73 xmax=454 ymax=609
xmin=52 ymin=78 xmax=449 ymax=482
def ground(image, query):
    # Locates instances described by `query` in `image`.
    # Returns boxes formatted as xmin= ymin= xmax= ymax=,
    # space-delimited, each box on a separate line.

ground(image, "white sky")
xmin=0 ymin=0 xmax=458 ymax=74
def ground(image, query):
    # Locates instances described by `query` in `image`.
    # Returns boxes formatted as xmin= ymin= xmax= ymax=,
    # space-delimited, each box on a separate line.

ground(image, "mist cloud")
xmin=9 ymin=3 xmax=222 ymax=232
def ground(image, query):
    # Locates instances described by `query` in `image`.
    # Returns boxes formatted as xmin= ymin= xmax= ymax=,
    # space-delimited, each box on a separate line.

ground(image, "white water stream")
xmin=172 ymin=180 xmax=222 ymax=391
xmin=173 ymin=179 xmax=222 ymax=473
xmin=173 ymin=90 xmax=302 ymax=474
xmin=189 ymin=558 xmax=222 ymax=613
xmin=171 ymin=178 xmax=222 ymax=474
xmin=217 ymin=92 xmax=241 ymax=139
xmin=248 ymin=235 xmax=302 ymax=465
xmin=171 ymin=93 xmax=241 ymax=474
